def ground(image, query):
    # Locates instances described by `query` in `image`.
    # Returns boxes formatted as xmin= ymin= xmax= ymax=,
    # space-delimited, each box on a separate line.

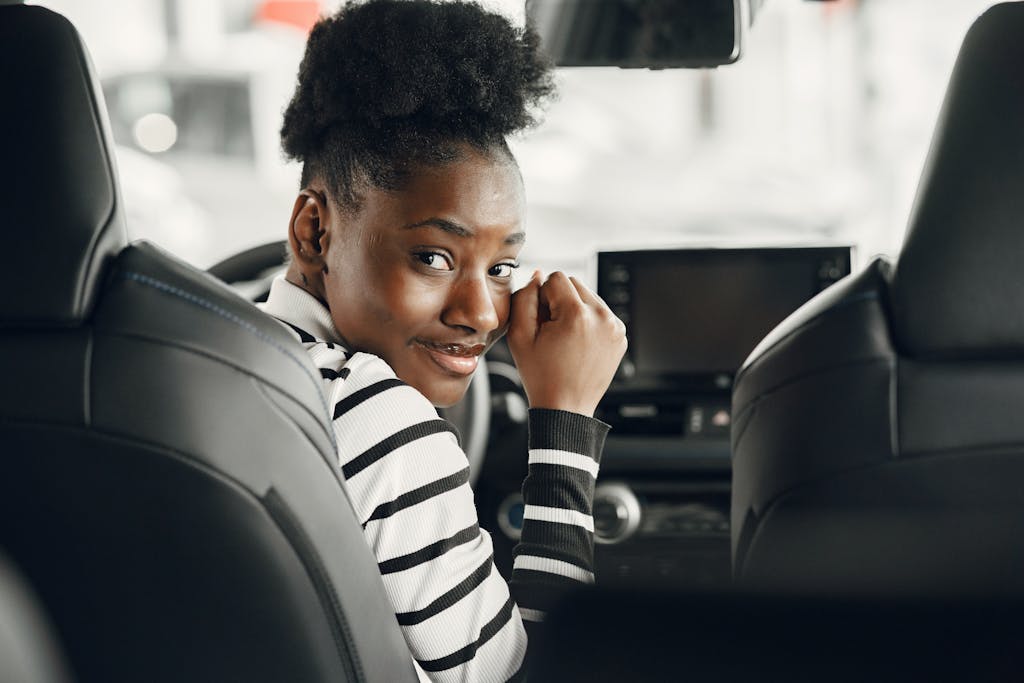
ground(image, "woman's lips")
xmin=415 ymin=340 xmax=485 ymax=377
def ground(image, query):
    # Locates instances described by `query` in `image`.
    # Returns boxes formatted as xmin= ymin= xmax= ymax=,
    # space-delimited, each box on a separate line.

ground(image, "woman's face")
xmin=317 ymin=149 xmax=525 ymax=407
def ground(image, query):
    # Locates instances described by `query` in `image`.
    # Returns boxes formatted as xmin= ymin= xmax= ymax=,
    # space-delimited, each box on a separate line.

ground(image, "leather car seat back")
xmin=731 ymin=2 xmax=1024 ymax=595
xmin=0 ymin=7 xmax=416 ymax=681
xmin=0 ymin=5 xmax=123 ymax=326
xmin=890 ymin=1 xmax=1024 ymax=357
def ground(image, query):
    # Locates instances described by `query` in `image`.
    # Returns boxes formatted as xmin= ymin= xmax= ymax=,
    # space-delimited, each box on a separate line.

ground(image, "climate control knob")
xmin=592 ymin=482 xmax=641 ymax=545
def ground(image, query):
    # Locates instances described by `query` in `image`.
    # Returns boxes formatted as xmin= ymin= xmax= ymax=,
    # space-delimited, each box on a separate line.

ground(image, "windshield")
xmin=31 ymin=0 xmax=996 ymax=276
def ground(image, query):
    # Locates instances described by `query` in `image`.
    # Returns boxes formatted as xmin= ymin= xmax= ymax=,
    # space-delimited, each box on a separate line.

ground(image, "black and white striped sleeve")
xmin=301 ymin=339 xmax=607 ymax=682
xmin=511 ymin=409 xmax=607 ymax=628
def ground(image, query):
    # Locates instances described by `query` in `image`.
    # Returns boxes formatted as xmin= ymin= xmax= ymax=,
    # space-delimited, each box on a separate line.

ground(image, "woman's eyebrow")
xmin=403 ymin=217 xmax=473 ymax=237
xmin=402 ymin=218 xmax=526 ymax=245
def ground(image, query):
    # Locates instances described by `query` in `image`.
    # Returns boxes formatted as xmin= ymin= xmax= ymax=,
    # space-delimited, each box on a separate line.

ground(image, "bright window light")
xmin=132 ymin=112 xmax=178 ymax=153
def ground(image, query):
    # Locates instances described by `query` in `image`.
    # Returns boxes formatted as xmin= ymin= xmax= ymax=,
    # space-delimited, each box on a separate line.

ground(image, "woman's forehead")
xmin=359 ymin=154 xmax=526 ymax=240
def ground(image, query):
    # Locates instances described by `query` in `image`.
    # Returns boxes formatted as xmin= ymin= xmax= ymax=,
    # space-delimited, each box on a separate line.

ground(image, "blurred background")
xmin=29 ymin=0 xmax=997 ymax=279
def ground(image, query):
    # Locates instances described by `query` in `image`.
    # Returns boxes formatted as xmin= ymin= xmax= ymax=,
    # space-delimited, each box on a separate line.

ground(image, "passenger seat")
xmin=731 ymin=2 xmax=1024 ymax=595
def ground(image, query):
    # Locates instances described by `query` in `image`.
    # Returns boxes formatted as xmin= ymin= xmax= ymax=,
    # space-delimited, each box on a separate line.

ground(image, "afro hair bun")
xmin=281 ymin=0 xmax=555 ymax=170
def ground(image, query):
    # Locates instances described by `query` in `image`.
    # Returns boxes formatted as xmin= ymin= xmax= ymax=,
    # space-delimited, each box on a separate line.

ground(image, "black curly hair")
xmin=280 ymin=0 xmax=555 ymax=209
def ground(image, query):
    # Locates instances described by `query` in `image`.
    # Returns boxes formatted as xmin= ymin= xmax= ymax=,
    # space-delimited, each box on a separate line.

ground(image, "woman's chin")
xmin=411 ymin=376 xmax=471 ymax=409
xmin=426 ymin=384 xmax=469 ymax=409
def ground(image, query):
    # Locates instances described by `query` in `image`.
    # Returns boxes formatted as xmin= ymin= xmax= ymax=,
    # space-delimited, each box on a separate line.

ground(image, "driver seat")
xmin=0 ymin=6 xmax=416 ymax=681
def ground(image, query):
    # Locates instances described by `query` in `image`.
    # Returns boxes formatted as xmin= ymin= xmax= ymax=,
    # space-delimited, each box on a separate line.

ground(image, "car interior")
xmin=4 ymin=0 xmax=1024 ymax=681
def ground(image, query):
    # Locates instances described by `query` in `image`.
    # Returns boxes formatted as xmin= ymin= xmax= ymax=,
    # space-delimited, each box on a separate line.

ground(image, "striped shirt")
xmin=260 ymin=277 xmax=608 ymax=682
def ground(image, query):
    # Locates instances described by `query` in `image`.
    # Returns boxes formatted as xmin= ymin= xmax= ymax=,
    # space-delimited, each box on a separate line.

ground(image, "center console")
xmin=590 ymin=247 xmax=852 ymax=586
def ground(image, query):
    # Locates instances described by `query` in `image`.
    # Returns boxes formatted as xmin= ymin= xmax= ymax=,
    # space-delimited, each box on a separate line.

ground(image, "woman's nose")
xmin=442 ymin=276 xmax=500 ymax=334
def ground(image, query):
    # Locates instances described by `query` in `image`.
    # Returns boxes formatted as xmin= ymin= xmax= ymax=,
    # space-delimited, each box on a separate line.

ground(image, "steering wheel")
xmin=209 ymin=241 xmax=491 ymax=485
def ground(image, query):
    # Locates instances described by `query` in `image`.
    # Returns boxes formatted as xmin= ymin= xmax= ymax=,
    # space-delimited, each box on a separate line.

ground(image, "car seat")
xmin=0 ymin=6 xmax=417 ymax=681
xmin=731 ymin=2 xmax=1024 ymax=595
xmin=0 ymin=551 xmax=70 ymax=683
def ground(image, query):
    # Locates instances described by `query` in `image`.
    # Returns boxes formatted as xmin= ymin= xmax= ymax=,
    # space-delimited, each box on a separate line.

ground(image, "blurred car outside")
xmin=34 ymin=0 xmax=313 ymax=268
xmin=101 ymin=27 xmax=308 ymax=267
xmin=102 ymin=51 xmax=302 ymax=266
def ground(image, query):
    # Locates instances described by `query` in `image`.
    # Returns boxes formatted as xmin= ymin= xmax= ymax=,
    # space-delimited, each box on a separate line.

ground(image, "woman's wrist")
xmin=527 ymin=408 xmax=611 ymax=460
xmin=527 ymin=401 xmax=596 ymax=418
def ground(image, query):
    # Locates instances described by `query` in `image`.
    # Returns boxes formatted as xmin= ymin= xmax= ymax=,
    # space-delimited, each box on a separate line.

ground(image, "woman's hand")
xmin=507 ymin=271 xmax=628 ymax=417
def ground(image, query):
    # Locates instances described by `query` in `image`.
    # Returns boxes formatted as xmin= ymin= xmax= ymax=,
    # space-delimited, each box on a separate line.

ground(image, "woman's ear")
xmin=287 ymin=189 xmax=331 ymax=291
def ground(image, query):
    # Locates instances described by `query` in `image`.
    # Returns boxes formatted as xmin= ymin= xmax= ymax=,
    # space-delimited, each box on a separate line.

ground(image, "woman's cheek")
xmin=496 ymin=292 xmax=511 ymax=326
xmin=488 ymin=290 xmax=512 ymax=340
xmin=378 ymin=273 xmax=444 ymax=326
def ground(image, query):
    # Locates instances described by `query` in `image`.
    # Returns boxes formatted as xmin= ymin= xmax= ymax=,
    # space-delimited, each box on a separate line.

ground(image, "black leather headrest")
xmin=891 ymin=3 xmax=1024 ymax=357
xmin=0 ymin=6 xmax=127 ymax=326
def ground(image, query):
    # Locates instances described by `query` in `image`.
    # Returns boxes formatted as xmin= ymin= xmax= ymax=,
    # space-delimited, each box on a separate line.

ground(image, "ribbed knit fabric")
xmin=260 ymin=277 xmax=607 ymax=682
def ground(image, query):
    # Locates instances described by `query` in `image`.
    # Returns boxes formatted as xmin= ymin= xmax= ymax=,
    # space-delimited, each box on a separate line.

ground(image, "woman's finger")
xmin=568 ymin=275 xmax=603 ymax=308
xmin=540 ymin=271 xmax=583 ymax=319
xmin=509 ymin=270 xmax=542 ymax=341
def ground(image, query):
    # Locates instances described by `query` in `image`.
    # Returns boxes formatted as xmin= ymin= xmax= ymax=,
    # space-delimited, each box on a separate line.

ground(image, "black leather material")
xmin=890 ymin=2 xmax=1024 ymax=357
xmin=533 ymin=588 xmax=1024 ymax=682
xmin=1 ymin=7 xmax=417 ymax=682
xmin=0 ymin=6 xmax=126 ymax=326
xmin=731 ymin=3 xmax=1024 ymax=595
xmin=0 ymin=552 xmax=70 ymax=683
xmin=731 ymin=259 xmax=902 ymax=588
xmin=1 ymin=243 xmax=419 ymax=682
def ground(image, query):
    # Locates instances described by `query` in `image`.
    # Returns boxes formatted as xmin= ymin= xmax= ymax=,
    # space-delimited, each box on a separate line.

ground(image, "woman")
xmin=260 ymin=1 xmax=627 ymax=679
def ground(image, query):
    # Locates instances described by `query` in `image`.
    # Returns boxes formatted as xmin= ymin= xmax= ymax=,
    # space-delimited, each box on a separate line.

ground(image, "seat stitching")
xmin=119 ymin=271 xmax=336 ymax=451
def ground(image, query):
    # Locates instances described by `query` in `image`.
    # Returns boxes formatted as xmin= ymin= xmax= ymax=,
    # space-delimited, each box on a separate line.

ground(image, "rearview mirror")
xmin=526 ymin=0 xmax=747 ymax=69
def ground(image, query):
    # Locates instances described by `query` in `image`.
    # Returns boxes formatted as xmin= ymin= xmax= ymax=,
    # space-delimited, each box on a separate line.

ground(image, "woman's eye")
xmin=416 ymin=252 xmax=452 ymax=271
xmin=489 ymin=262 xmax=519 ymax=278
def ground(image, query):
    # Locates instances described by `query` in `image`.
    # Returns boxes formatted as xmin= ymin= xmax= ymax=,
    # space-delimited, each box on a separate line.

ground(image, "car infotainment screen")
xmin=597 ymin=247 xmax=852 ymax=381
